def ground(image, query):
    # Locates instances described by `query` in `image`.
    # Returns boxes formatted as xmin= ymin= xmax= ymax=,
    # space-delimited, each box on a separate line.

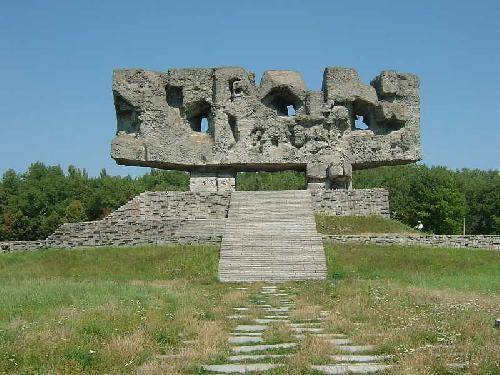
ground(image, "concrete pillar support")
xmin=190 ymin=171 xmax=236 ymax=192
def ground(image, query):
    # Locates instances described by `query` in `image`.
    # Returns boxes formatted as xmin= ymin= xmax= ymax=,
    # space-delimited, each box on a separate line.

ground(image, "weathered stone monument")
xmin=111 ymin=67 xmax=420 ymax=191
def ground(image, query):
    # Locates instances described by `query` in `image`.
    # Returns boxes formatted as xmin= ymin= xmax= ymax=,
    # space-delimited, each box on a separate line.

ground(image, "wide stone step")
xmin=311 ymin=364 xmax=391 ymax=374
xmin=232 ymin=343 xmax=297 ymax=354
xmin=255 ymin=318 xmax=291 ymax=323
xmin=335 ymin=345 xmax=375 ymax=353
xmin=235 ymin=325 xmax=268 ymax=332
xmin=330 ymin=355 xmax=392 ymax=363
xmin=202 ymin=363 xmax=281 ymax=373
xmin=228 ymin=354 xmax=290 ymax=362
xmin=229 ymin=336 xmax=264 ymax=344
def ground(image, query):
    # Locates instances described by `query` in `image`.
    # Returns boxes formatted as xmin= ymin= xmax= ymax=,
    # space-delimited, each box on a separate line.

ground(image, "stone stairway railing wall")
xmin=311 ymin=188 xmax=390 ymax=218
xmin=106 ymin=191 xmax=231 ymax=221
xmin=45 ymin=219 xmax=226 ymax=249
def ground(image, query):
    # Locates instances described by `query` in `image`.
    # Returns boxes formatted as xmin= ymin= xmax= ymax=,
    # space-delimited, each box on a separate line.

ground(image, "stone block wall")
xmin=107 ymin=191 xmax=231 ymax=221
xmin=46 ymin=219 xmax=225 ymax=249
xmin=44 ymin=191 xmax=231 ymax=249
xmin=324 ymin=235 xmax=500 ymax=250
xmin=311 ymin=188 xmax=390 ymax=217
xmin=0 ymin=241 xmax=46 ymax=252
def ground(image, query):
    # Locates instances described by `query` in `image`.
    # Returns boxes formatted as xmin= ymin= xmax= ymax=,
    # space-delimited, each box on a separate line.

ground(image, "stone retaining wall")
xmin=1 ymin=189 xmax=391 ymax=252
xmin=0 ymin=241 xmax=46 ymax=252
xmin=324 ymin=234 xmax=500 ymax=250
xmin=311 ymin=188 xmax=390 ymax=217
xmin=46 ymin=219 xmax=225 ymax=249
xmin=108 ymin=191 xmax=231 ymax=221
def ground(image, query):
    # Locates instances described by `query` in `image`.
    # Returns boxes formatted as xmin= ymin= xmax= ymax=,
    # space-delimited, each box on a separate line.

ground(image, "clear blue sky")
xmin=1 ymin=0 xmax=499 ymax=176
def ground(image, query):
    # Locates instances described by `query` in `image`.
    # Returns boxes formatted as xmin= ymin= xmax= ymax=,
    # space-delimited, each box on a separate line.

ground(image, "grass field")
xmin=0 ymin=244 xmax=499 ymax=374
xmin=315 ymin=214 xmax=417 ymax=235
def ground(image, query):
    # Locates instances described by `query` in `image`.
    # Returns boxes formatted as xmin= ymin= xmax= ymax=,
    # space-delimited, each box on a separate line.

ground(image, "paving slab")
xmin=264 ymin=307 xmax=289 ymax=312
xmin=294 ymin=333 xmax=347 ymax=340
xmin=202 ymin=363 xmax=281 ymax=373
xmin=330 ymin=355 xmax=392 ymax=363
xmin=231 ymin=332 xmax=263 ymax=336
xmin=290 ymin=323 xmax=321 ymax=327
xmin=335 ymin=345 xmax=374 ymax=353
xmin=325 ymin=339 xmax=353 ymax=345
xmin=232 ymin=343 xmax=297 ymax=353
xmin=235 ymin=325 xmax=268 ymax=332
xmin=311 ymin=363 xmax=391 ymax=374
xmin=229 ymin=336 xmax=264 ymax=344
xmin=227 ymin=315 xmax=248 ymax=320
xmin=228 ymin=354 xmax=289 ymax=362
xmin=292 ymin=327 xmax=323 ymax=333
xmin=255 ymin=318 xmax=291 ymax=324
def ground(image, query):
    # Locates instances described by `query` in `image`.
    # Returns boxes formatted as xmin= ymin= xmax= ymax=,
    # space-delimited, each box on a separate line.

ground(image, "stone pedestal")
xmin=190 ymin=171 xmax=236 ymax=192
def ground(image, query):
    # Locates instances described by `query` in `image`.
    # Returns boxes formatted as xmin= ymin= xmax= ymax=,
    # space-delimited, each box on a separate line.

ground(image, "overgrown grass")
xmin=0 ymin=245 xmax=234 ymax=374
xmin=325 ymin=242 xmax=500 ymax=294
xmin=1 ymin=243 xmax=499 ymax=373
xmin=316 ymin=214 xmax=417 ymax=235
xmin=313 ymin=243 xmax=500 ymax=374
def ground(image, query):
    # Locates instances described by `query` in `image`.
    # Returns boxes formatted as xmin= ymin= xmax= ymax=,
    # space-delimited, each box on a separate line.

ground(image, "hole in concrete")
xmin=228 ymin=114 xmax=239 ymax=142
xmin=114 ymin=94 xmax=140 ymax=134
xmin=165 ymin=85 xmax=183 ymax=108
xmin=262 ymin=87 xmax=302 ymax=116
xmin=354 ymin=115 xmax=369 ymax=130
xmin=187 ymin=101 xmax=211 ymax=134
xmin=230 ymin=78 xmax=243 ymax=100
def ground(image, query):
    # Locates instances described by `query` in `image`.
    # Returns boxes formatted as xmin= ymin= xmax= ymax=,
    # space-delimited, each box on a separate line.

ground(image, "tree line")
xmin=0 ymin=163 xmax=188 ymax=241
xmin=0 ymin=162 xmax=498 ymax=241
xmin=353 ymin=165 xmax=499 ymax=235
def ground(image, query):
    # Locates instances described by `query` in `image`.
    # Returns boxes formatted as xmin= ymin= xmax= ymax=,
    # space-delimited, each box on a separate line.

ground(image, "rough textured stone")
xmin=228 ymin=336 xmax=263 ymax=344
xmin=311 ymin=188 xmax=389 ymax=217
xmin=330 ymin=355 xmax=392 ymax=363
xmin=324 ymin=234 xmax=500 ymax=250
xmin=111 ymin=66 xmax=421 ymax=190
xmin=312 ymin=364 xmax=391 ymax=374
xmin=202 ymin=363 xmax=281 ymax=373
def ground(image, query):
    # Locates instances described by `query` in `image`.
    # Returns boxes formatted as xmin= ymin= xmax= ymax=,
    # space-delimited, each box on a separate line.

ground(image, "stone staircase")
xmin=218 ymin=190 xmax=327 ymax=282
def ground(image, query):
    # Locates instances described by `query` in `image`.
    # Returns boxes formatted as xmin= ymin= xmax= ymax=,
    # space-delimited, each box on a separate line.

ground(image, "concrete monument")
xmin=111 ymin=67 xmax=420 ymax=190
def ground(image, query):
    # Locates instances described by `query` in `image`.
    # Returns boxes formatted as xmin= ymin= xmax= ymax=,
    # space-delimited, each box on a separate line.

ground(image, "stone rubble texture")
xmin=111 ymin=66 xmax=421 ymax=190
